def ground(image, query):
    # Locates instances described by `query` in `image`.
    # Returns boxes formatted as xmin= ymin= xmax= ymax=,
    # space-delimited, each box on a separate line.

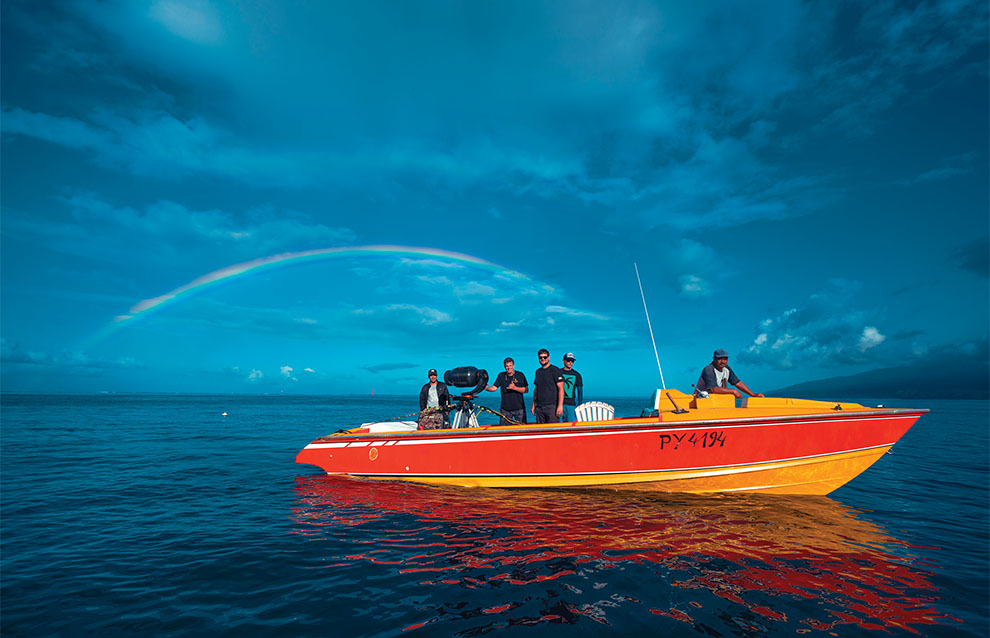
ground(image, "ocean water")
xmin=1 ymin=393 xmax=987 ymax=637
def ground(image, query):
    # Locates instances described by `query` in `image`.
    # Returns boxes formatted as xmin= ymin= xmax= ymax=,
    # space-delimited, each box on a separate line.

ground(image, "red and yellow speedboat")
xmin=295 ymin=390 xmax=926 ymax=495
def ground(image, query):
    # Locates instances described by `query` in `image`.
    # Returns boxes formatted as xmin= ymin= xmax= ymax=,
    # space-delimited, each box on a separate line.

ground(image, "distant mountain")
xmin=770 ymin=362 xmax=989 ymax=400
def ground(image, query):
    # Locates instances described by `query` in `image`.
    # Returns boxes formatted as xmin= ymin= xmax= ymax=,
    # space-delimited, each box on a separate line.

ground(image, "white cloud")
xmin=739 ymin=284 xmax=894 ymax=369
xmin=398 ymin=258 xmax=465 ymax=271
xmin=382 ymin=304 xmax=453 ymax=325
xmin=0 ymin=339 xmax=144 ymax=372
xmin=4 ymin=191 xmax=356 ymax=266
xmin=280 ymin=365 xmax=296 ymax=381
xmin=858 ymin=326 xmax=886 ymax=352
xmin=416 ymin=275 xmax=455 ymax=287
xmin=247 ymin=368 xmax=263 ymax=380
xmin=458 ymin=281 xmax=497 ymax=297
xmin=679 ymin=274 xmax=710 ymax=298
xmin=545 ymin=305 xmax=610 ymax=321
xmin=149 ymin=0 xmax=225 ymax=45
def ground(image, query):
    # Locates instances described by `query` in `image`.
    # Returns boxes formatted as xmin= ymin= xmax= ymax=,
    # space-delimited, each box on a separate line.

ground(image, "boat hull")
xmin=296 ymin=409 xmax=925 ymax=495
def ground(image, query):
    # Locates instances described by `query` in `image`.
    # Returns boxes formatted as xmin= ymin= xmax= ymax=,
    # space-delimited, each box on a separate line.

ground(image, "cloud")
xmin=379 ymin=304 xmax=453 ymax=326
xmin=897 ymin=153 xmax=979 ymax=185
xmin=149 ymin=276 xmax=635 ymax=357
xmin=0 ymin=105 xmax=582 ymax=191
xmin=361 ymin=362 xmax=420 ymax=374
xmin=6 ymin=1 xmax=985 ymax=231
xmin=372 ymin=259 xmax=559 ymax=312
xmin=793 ymin=3 xmax=987 ymax=139
xmin=247 ymin=368 xmax=263 ymax=381
xmin=116 ymin=253 xmax=599 ymax=349
xmin=679 ymin=274 xmax=710 ymax=298
xmin=626 ymin=238 xmax=729 ymax=299
xmin=954 ymin=236 xmax=989 ymax=278
xmin=737 ymin=283 xmax=897 ymax=369
xmin=2 ymin=107 xmax=230 ymax=181
xmin=280 ymin=365 xmax=296 ymax=381
xmin=496 ymin=319 xmax=524 ymax=331
xmin=4 ymin=192 xmax=355 ymax=268
xmin=858 ymin=326 xmax=886 ymax=352
xmin=149 ymin=0 xmax=225 ymax=45
xmin=545 ymin=306 xmax=610 ymax=321
xmin=414 ymin=276 xmax=497 ymax=300
xmin=0 ymin=339 xmax=143 ymax=373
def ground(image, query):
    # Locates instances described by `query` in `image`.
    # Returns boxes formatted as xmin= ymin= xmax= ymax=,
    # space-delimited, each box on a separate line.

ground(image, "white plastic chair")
xmin=574 ymin=401 xmax=615 ymax=422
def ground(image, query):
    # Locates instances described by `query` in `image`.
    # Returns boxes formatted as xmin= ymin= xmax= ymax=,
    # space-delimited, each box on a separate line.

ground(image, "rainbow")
xmin=113 ymin=245 xmax=528 ymax=324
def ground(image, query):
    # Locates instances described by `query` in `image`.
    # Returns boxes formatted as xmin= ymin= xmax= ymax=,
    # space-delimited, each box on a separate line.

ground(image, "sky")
xmin=1 ymin=0 xmax=988 ymax=397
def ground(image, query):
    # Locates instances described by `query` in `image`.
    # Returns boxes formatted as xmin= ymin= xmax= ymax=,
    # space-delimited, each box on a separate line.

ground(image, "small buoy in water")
xmin=221 ymin=412 xmax=228 ymax=417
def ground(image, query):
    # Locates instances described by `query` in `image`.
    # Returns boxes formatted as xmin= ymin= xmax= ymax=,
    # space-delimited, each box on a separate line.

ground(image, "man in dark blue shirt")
xmin=696 ymin=349 xmax=764 ymax=399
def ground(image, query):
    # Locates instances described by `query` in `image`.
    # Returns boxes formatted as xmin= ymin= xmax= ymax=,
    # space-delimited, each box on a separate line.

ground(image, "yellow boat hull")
xmin=346 ymin=445 xmax=892 ymax=495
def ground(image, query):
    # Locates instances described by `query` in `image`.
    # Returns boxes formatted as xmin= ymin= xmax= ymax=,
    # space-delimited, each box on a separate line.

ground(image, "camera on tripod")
xmin=442 ymin=366 xmax=489 ymax=428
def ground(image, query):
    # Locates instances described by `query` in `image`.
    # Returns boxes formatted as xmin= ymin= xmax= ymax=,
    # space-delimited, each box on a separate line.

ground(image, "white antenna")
xmin=634 ymin=263 xmax=666 ymax=389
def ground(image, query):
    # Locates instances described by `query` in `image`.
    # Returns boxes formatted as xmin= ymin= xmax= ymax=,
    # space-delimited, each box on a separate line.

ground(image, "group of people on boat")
xmin=418 ymin=349 xmax=583 ymax=429
xmin=418 ymin=347 xmax=760 ymax=430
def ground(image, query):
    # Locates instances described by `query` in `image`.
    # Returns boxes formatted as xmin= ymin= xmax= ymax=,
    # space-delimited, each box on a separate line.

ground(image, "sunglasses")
xmin=538 ymin=355 xmax=549 ymax=360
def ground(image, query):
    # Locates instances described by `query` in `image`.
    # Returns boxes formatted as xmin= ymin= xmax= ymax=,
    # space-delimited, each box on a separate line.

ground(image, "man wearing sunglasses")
xmin=531 ymin=348 xmax=564 ymax=423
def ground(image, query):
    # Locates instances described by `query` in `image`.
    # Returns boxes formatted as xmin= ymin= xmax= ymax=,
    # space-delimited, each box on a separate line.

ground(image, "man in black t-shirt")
xmin=484 ymin=357 xmax=529 ymax=424
xmin=531 ymin=348 xmax=564 ymax=423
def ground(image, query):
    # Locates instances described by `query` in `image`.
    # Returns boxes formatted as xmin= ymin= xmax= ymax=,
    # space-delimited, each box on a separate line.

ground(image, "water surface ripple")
xmin=1 ymin=394 xmax=986 ymax=636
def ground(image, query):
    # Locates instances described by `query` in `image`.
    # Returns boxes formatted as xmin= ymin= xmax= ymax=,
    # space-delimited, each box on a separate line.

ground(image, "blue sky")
xmin=2 ymin=0 xmax=987 ymax=396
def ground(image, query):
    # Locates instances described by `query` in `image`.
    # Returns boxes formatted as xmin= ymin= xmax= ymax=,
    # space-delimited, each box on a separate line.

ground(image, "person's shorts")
xmin=499 ymin=408 xmax=527 ymax=425
xmin=534 ymin=405 xmax=558 ymax=424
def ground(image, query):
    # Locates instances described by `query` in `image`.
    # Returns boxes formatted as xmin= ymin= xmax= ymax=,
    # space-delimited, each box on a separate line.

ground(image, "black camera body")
xmin=443 ymin=366 xmax=489 ymax=398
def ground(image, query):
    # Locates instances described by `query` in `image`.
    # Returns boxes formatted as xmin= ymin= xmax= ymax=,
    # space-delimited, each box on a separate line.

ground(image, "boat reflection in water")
xmin=291 ymin=476 xmax=956 ymax=634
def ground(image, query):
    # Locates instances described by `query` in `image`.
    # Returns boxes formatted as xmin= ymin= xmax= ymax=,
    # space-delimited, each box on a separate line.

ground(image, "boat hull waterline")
xmin=296 ymin=403 xmax=926 ymax=495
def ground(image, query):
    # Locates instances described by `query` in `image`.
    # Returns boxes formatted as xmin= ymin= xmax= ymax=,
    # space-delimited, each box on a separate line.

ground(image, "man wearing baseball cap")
xmin=560 ymin=352 xmax=583 ymax=422
xmin=418 ymin=368 xmax=450 ymax=429
xmin=696 ymin=349 xmax=764 ymax=399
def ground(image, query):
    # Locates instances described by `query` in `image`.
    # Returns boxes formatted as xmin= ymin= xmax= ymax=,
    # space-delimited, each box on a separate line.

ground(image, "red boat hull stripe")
xmin=329 ymin=442 xmax=895 ymax=477
xmin=304 ymin=414 xmax=913 ymax=449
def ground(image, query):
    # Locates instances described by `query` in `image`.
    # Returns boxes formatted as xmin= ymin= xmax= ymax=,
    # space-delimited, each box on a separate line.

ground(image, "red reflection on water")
xmin=291 ymin=476 xmax=955 ymax=633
